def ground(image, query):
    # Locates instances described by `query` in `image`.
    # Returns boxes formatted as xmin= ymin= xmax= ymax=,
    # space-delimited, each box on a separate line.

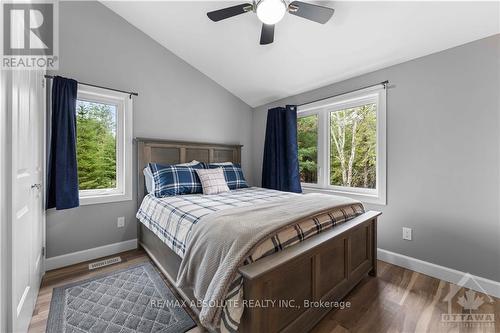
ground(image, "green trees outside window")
xmin=76 ymin=100 xmax=117 ymax=190
xmin=330 ymin=104 xmax=376 ymax=189
xmin=297 ymin=115 xmax=318 ymax=183
xmin=297 ymin=103 xmax=376 ymax=189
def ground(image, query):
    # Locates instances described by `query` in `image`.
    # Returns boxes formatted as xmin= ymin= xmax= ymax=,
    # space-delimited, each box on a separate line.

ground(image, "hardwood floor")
xmin=311 ymin=261 xmax=498 ymax=333
xmin=28 ymin=250 xmax=499 ymax=333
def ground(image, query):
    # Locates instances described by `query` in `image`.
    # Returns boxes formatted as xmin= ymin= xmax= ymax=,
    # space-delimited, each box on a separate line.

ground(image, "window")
xmin=297 ymin=85 xmax=386 ymax=205
xmin=76 ymin=85 xmax=132 ymax=205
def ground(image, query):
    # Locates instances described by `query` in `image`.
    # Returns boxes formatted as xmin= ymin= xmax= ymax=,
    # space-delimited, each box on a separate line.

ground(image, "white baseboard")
xmin=45 ymin=239 xmax=137 ymax=271
xmin=377 ymin=248 xmax=500 ymax=298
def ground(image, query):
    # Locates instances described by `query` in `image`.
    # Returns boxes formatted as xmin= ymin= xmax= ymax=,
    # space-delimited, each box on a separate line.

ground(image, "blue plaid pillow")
xmin=149 ymin=162 xmax=205 ymax=197
xmin=208 ymin=163 xmax=248 ymax=190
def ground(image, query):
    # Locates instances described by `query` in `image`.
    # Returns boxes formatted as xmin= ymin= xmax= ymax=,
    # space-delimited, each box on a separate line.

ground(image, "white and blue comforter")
xmin=136 ymin=187 xmax=298 ymax=257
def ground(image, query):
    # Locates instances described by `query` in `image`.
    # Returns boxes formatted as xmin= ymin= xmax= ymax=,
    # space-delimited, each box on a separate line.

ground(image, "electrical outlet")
xmin=117 ymin=217 xmax=125 ymax=228
xmin=402 ymin=227 xmax=412 ymax=241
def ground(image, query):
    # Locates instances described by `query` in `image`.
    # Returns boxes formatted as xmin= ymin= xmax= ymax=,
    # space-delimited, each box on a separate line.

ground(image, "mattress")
xmin=137 ymin=187 xmax=365 ymax=259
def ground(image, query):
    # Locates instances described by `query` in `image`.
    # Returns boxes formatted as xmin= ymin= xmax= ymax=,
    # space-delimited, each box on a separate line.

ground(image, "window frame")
xmin=76 ymin=85 xmax=133 ymax=205
xmin=297 ymin=85 xmax=387 ymax=205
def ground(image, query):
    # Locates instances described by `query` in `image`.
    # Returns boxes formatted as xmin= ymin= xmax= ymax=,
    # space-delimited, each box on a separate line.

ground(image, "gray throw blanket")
xmin=176 ymin=193 xmax=360 ymax=330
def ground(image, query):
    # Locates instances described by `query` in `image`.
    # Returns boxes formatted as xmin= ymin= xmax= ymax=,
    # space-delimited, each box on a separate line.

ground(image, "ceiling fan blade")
xmin=207 ymin=3 xmax=252 ymax=22
xmin=260 ymin=24 xmax=275 ymax=45
xmin=289 ymin=1 xmax=334 ymax=24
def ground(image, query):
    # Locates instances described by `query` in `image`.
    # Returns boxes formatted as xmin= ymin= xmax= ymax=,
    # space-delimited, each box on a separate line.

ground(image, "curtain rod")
xmin=297 ymin=80 xmax=389 ymax=107
xmin=44 ymin=75 xmax=139 ymax=98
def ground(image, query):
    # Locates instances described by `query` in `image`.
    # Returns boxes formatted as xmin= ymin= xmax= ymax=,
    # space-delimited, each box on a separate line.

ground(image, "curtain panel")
xmin=47 ymin=76 xmax=80 ymax=210
xmin=262 ymin=105 xmax=302 ymax=193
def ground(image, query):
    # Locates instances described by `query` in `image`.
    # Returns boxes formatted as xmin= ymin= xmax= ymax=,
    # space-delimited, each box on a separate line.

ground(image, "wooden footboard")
xmin=238 ymin=211 xmax=380 ymax=333
xmin=139 ymin=210 xmax=379 ymax=333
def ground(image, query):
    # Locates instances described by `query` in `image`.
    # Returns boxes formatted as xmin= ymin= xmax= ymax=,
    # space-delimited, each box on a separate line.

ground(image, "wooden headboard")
xmin=135 ymin=137 xmax=243 ymax=206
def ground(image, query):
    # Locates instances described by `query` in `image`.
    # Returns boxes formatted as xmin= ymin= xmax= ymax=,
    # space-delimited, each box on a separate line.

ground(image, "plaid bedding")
xmin=136 ymin=187 xmax=365 ymax=332
xmin=136 ymin=187 xmax=298 ymax=257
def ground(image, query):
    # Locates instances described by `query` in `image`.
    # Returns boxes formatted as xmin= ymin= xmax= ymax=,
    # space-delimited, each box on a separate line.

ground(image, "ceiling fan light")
xmin=256 ymin=0 xmax=286 ymax=25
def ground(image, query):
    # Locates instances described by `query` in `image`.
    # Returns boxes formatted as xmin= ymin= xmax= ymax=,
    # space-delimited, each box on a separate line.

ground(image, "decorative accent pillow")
xmin=149 ymin=162 xmax=205 ymax=197
xmin=195 ymin=168 xmax=230 ymax=195
xmin=208 ymin=162 xmax=248 ymax=190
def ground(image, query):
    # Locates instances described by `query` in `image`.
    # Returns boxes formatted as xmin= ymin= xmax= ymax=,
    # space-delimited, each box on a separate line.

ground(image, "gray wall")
xmin=46 ymin=1 xmax=253 ymax=258
xmin=251 ymin=35 xmax=500 ymax=281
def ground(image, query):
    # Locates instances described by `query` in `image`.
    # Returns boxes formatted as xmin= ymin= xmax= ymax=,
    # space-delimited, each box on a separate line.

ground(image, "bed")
xmin=135 ymin=138 xmax=381 ymax=333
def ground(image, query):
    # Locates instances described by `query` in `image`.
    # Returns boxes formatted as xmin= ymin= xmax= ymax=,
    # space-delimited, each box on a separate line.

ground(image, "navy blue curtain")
xmin=47 ymin=76 xmax=79 ymax=210
xmin=262 ymin=105 xmax=302 ymax=193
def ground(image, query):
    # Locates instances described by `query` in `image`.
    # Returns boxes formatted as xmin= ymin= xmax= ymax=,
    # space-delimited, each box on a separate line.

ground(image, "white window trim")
xmin=76 ymin=85 xmax=133 ymax=206
xmin=298 ymin=84 xmax=387 ymax=205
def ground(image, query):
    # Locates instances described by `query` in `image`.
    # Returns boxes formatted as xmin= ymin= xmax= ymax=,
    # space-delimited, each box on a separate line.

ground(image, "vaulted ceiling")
xmin=103 ymin=1 xmax=499 ymax=107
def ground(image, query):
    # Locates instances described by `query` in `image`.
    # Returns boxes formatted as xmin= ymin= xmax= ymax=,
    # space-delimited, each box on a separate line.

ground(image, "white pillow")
xmin=143 ymin=167 xmax=155 ymax=193
xmin=143 ymin=160 xmax=200 ymax=194
xmin=195 ymin=168 xmax=230 ymax=195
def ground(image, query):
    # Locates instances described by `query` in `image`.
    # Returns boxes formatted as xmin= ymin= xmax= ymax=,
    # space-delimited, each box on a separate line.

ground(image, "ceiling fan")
xmin=207 ymin=0 xmax=335 ymax=45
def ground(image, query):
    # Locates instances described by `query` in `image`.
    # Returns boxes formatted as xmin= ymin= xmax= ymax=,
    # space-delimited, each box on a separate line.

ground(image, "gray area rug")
xmin=47 ymin=262 xmax=196 ymax=333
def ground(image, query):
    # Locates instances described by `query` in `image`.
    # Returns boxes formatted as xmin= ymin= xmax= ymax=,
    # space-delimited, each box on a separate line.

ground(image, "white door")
xmin=11 ymin=69 xmax=45 ymax=333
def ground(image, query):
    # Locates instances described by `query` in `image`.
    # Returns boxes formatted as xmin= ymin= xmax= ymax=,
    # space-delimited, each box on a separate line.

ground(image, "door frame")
xmin=41 ymin=73 xmax=47 ymax=275
xmin=0 ymin=69 xmax=11 ymax=333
